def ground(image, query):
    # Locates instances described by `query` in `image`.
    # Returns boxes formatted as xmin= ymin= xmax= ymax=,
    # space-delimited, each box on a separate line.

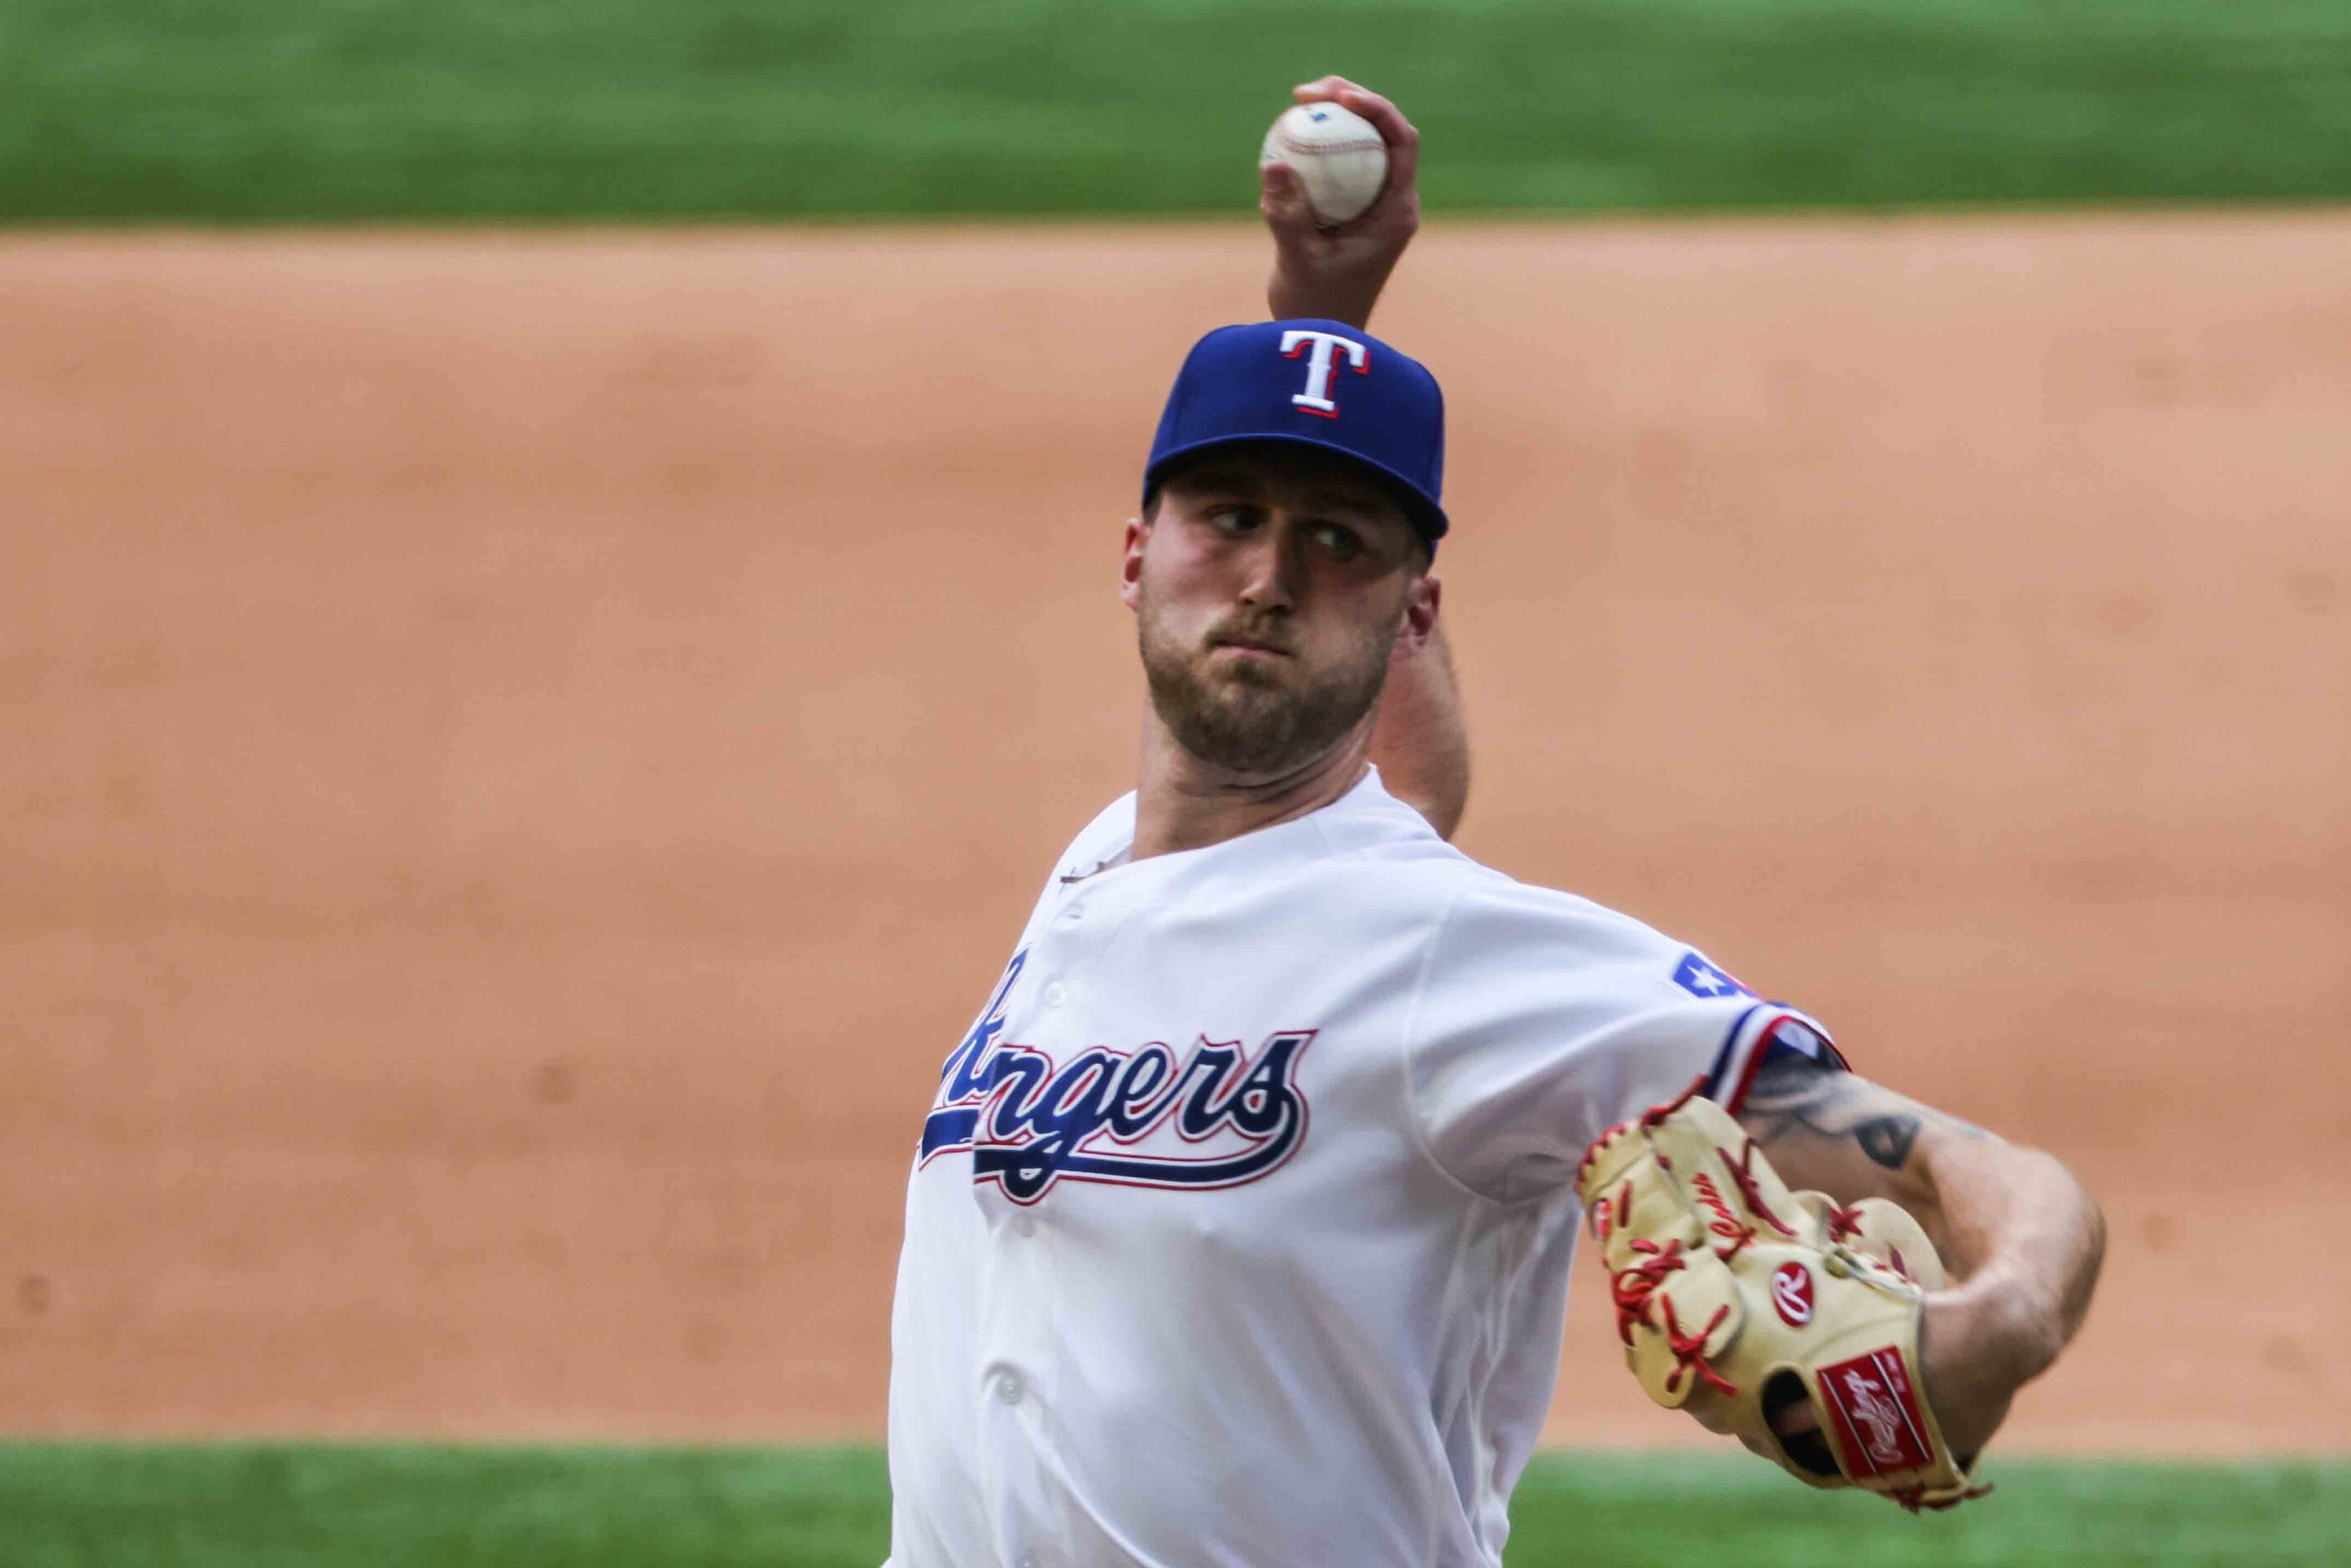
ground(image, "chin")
xmin=1212 ymin=664 xmax=1288 ymax=694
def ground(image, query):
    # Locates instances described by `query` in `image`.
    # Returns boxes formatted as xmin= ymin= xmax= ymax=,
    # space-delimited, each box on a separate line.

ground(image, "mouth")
xmin=1211 ymin=636 xmax=1293 ymax=660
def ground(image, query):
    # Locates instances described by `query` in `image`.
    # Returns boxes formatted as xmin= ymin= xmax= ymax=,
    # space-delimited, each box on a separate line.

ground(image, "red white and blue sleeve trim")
xmin=1701 ymin=1004 xmax=1848 ymax=1114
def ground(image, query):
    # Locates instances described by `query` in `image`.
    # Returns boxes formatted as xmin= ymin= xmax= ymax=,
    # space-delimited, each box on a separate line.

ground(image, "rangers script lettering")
xmin=920 ymin=951 xmax=1315 ymax=1204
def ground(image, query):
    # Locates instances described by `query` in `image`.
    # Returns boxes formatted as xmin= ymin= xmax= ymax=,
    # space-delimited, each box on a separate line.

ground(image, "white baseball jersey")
xmin=885 ymin=767 xmax=1839 ymax=1568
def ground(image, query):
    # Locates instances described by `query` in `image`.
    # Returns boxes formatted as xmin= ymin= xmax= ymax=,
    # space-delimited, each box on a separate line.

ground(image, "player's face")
xmin=1123 ymin=447 xmax=1435 ymax=777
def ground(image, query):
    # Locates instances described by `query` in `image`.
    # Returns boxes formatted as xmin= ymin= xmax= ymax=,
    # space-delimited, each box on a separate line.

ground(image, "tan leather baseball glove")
xmin=1576 ymin=1080 xmax=1988 ymax=1511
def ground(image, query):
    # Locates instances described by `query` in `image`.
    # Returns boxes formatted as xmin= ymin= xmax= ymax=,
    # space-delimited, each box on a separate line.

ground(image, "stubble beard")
xmin=1135 ymin=585 xmax=1397 ymax=777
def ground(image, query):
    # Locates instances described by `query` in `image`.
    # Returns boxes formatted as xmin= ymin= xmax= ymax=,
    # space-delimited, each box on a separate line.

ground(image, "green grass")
xmin=0 ymin=1442 xmax=883 ymax=1568
xmin=1 ymin=1443 xmax=2344 ymax=1566
xmin=3 ymin=0 xmax=2351 ymax=222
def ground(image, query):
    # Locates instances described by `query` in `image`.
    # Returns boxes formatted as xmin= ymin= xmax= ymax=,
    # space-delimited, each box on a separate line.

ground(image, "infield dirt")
xmin=3 ymin=215 xmax=2346 ymax=1453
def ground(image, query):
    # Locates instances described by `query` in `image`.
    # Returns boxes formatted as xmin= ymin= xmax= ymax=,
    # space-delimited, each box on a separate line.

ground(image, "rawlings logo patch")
xmin=1819 ymin=1349 xmax=1934 ymax=1475
xmin=1770 ymin=1261 xmax=1814 ymax=1325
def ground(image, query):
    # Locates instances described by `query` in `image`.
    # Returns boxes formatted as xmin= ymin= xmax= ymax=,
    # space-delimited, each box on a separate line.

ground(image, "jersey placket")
xmin=968 ymin=863 xmax=1140 ymax=1566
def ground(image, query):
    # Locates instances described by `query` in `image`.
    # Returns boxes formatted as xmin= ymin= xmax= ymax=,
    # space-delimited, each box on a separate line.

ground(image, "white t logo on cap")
xmin=1280 ymin=329 xmax=1370 ymax=420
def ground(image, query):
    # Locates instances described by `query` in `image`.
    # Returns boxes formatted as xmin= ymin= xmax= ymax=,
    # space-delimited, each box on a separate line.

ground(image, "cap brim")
xmin=1142 ymin=433 xmax=1449 ymax=544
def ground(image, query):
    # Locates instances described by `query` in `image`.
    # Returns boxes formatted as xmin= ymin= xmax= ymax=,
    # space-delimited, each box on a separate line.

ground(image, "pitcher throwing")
xmin=882 ymin=77 xmax=2105 ymax=1568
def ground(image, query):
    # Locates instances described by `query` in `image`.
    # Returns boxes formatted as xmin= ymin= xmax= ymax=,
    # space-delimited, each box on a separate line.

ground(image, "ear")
xmin=1119 ymin=515 xmax=1149 ymax=611
xmin=1392 ymin=572 xmax=1440 ymax=660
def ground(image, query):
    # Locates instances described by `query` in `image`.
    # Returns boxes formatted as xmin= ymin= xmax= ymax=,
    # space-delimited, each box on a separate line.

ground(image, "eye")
xmin=1204 ymin=505 xmax=1261 ymax=536
xmin=1312 ymin=522 xmax=1366 ymax=562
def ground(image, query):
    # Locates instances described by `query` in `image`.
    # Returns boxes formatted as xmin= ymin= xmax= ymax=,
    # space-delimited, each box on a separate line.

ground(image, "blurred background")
xmin=5 ymin=2 xmax=2349 ymax=1563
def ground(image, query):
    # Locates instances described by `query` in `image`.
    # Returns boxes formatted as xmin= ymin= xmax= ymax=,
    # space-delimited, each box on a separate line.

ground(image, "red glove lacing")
xmin=1721 ymin=1137 xmax=1798 ymax=1237
xmin=1605 ymin=1232 xmax=1739 ymax=1398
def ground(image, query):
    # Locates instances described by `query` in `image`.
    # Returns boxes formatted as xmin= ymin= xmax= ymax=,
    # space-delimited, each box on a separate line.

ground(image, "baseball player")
xmin=884 ymin=78 xmax=2105 ymax=1567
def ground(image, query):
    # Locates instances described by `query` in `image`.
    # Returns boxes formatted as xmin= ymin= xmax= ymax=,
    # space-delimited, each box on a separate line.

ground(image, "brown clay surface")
xmin=2 ymin=216 xmax=2346 ymax=1454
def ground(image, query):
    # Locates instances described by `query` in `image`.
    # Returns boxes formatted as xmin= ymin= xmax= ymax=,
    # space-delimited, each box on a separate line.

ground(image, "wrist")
xmin=1940 ymin=1266 xmax=2065 ymax=1385
xmin=1917 ymin=1285 xmax=2023 ymax=1459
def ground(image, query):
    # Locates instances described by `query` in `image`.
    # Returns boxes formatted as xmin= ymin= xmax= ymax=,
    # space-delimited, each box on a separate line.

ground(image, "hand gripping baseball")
xmin=1263 ymin=75 xmax=1421 ymax=329
xmin=1576 ymin=1082 xmax=1990 ymax=1511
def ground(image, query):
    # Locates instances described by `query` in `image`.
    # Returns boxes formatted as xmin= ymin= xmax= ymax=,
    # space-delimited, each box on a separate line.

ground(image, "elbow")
xmin=2047 ymin=1149 xmax=2106 ymax=1302
xmin=2071 ymin=1171 xmax=2109 ymax=1324
xmin=1948 ymin=1144 xmax=2107 ymax=1383
xmin=2021 ymin=1152 xmax=2109 ymax=1368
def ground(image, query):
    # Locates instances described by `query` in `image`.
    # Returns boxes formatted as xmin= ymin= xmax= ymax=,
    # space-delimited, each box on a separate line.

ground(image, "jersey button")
xmin=994 ymin=1372 xmax=1024 ymax=1405
xmin=1011 ymin=1213 xmax=1036 ymax=1239
xmin=1017 ymin=1554 xmax=1041 ymax=1568
xmin=1042 ymin=982 xmax=1068 ymax=1009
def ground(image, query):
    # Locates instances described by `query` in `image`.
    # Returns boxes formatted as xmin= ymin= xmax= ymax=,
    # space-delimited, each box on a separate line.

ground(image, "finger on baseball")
xmin=1258 ymin=162 xmax=1313 ymax=229
xmin=1292 ymin=73 xmax=1362 ymax=104
xmin=1260 ymin=160 xmax=1307 ymax=207
xmin=1292 ymin=76 xmax=1420 ymax=194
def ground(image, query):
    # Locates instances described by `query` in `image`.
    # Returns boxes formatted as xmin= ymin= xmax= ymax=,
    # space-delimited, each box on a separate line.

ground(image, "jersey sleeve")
xmin=1402 ymin=887 xmax=1843 ymax=1205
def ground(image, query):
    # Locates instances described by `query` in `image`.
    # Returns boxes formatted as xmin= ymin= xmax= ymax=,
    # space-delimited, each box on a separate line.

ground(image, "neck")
xmin=1130 ymin=714 xmax=1375 ymax=861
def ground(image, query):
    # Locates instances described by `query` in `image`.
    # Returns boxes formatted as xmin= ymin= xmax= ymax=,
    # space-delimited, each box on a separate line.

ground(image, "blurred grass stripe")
xmin=1 ymin=1442 xmax=2346 ymax=1565
xmin=3 ymin=0 xmax=2351 ymax=221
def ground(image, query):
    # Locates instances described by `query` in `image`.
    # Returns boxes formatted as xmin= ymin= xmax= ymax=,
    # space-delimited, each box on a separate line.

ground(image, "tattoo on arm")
xmin=1742 ymin=1054 xmax=1988 ymax=1173
xmin=1852 ymin=1114 xmax=1920 ymax=1171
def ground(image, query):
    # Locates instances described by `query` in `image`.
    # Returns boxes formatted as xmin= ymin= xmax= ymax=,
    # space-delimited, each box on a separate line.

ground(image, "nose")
xmin=1236 ymin=519 xmax=1303 ymax=615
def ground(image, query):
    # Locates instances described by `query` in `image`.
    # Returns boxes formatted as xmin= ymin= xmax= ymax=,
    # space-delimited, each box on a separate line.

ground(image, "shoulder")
xmin=1316 ymin=814 xmax=1692 ymax=981
xmin=1297 ymin=849 xmax=1751 ymax=1043
xmin=1420 ymin=872 xmax=1714 ymax=1001
xmin=1293 ymin=778 xmax=1750 ymax=1007
xmin=1406 ymin=872 xmax=1842 ymax=1113
xmin=1332 ymin=832 xmax=1795 ymax=1064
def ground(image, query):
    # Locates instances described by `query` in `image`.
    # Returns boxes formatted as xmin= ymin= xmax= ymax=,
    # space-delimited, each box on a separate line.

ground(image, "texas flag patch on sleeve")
xmin=1672 ymin=950 xmax=1753 ymax=1000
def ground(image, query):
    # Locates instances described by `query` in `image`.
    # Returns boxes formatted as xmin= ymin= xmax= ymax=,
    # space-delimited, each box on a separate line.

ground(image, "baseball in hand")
xmin=1261 ymin=102 xmax=1389 ymax=226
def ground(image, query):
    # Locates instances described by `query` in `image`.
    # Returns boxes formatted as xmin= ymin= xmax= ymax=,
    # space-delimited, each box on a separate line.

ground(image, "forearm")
xmin=1368 ymin=621 xmax=1469 ymax=839
xmin=1269 ymin=261 xmax=1388 ymax=331
xmin=1738 ymin=1055 xmax=2105 ymax=1449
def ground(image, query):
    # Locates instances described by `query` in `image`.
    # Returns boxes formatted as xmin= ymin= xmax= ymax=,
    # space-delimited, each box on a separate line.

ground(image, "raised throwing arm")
xmin=1258 ymin=74 xmax=1467 ymax=837
xmin=1738 ymin=1054 xmax=2108 ymax=1456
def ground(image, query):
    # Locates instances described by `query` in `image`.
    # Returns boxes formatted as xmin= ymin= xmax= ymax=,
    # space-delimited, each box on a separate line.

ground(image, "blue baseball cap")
xmin=1143 ymin=318 xmax=1448 ymax=544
